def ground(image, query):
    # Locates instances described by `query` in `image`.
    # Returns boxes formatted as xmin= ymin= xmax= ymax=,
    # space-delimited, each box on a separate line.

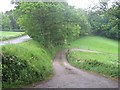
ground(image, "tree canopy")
xmin=14 ymin=2 xmax=90 ymax=47
xmin=88 ymin=1 xmax=120 ymax=39
xmin=9 ymin=1 xmax=119 ymax=48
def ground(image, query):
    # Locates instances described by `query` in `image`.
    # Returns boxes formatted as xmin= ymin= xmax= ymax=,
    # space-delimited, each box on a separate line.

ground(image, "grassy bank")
xmin=67 ymin=36 xmax=118 ymax=54
xmin=0 ymin=31 xmax=26 ymax=41
xmin=66 ymin=36 xmax=119 ymax=78
xmin=2 ymin=40 xmax=53 ymax=88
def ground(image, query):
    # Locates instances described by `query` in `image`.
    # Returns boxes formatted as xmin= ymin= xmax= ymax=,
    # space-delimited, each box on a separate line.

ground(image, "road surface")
xmin=33 ymin=50 xmax=118 ymax=88
xmin=0 ymin=35 xmax=31 ymax=46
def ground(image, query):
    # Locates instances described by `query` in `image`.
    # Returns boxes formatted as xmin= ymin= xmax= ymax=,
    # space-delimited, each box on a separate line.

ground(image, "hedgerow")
xmin=2 ymin=40 xmax=53 ymax=88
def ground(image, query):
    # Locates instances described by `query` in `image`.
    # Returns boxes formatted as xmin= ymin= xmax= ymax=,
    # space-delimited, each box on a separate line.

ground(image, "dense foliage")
xmin=2 ymin=41 xmax=53 ymax=88
xmin=2 ymin=1 xmax=119 ymax=40
xmin=14 ymin=2 xmax=90 ymax=47
xmin=88 ymin=1 xmax=120 ymax=39
xmin=0 ymin=11 xmax=21 ymax=31
xmin=1 ymin=13 xmax=11 ymax=30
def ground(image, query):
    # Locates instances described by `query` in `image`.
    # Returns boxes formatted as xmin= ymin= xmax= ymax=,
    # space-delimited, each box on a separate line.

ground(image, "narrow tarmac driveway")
xmin=0 ymin=35 xmax=31 ymax=46
xmin=34 ymin=50 xmax=118 ymax=88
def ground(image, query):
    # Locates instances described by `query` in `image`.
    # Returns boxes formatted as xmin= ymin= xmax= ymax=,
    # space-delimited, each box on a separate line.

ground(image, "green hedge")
xmin=2 ymin=40 xmax=53 ymax=88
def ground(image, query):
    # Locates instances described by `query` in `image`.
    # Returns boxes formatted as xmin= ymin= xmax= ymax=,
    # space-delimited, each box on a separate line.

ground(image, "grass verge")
xmin=0 ymin=31 xmax=26 ymax=41
xmin=67 ymin=51 xmax=119 ymax=78
xmin=66 ymin=36 xmax=119 ymax=78
xmin=1 ymin=40 xmax=53 ymax=88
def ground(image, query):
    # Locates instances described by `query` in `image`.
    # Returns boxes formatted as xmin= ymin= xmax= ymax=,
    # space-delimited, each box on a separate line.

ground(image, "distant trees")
xmin=88 ymin=1 xmax=120 ymax=39
xmin=10 ymin=1 xmax=119 ymax=48
xmin=1 ymin=11 xmax=21 ymax=31
xmin=1 ymin=13 xmax=11 ymax=30
xmin=77 ymin=9 xmax=91 ymax=35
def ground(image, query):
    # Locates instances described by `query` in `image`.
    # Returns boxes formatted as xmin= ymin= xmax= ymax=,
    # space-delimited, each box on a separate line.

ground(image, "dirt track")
xmin=34 ymin=50 xmax=118 ymax=88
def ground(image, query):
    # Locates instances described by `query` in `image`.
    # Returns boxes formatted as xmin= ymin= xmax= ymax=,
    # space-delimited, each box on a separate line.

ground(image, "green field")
xmin=2 ymin=40 xmax=53 ymax=88
xmin=67 ymin=36 xmax=119 ymax=78
xmin=67 ymin=36 xmax=118 ymax=54
xmin=0 ymin=31 xmax=25 ymax=41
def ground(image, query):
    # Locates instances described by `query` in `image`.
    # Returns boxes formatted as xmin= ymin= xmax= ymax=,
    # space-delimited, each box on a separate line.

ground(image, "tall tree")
xmin=88 ymin=1 xmax=120 ymax=39
xmin=15 ymin=2 xmax=81 ymax=47
xmin=1 ymin=13 xmax=11 ymax=31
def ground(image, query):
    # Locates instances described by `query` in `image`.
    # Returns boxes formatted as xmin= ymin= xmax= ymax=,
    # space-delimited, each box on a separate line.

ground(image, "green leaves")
xmin=14 ymin=2 xmax=83 ymax=47
xmin=88 ymin=1 xmax=119 ymax=39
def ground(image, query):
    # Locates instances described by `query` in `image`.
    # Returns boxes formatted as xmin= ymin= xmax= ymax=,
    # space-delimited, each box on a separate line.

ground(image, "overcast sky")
xmin=0 ymin=0 xmax=15 ymax=12
xmin=0 ymin=0 xmax=118 ymax=12
xmin=67 ymin=0 xmax=100 ymax=9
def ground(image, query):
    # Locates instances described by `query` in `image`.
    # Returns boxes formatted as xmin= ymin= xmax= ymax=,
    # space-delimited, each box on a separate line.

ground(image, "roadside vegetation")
xmin=0 ymin=31 xmax=25 ymax=41
xmin=2 ymin=40 xmax=53 ymax=88
xmin=67 ymin=36 xmax=119 ymax=78
xmin=1 ymin=0 xmax=119 ymax=88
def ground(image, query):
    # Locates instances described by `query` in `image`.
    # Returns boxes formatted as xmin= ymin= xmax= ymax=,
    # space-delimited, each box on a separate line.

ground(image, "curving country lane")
xmin=0 ymin=36 xmax=118 ymax=88
xmin=33 ymin=50 xmax=118 ymax=88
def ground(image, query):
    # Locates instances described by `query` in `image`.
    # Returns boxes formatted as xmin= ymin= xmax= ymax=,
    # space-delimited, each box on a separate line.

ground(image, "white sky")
xmin=0 ymin=0 xmax=16 ymax=12
xmin=0 ymin=0 xmax=118 ymax=12
xmin=67 ymin=0 xmax=100 ymax=9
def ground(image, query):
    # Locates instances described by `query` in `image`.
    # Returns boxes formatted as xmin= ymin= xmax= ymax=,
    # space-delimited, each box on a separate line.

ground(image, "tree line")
xmin=0 ymin=11 xmax=22 ymax=31
xmin=14 ymin=2 xmax=91 ymax=47
xmin=1 ymin=1 xmax=119 ymax=47
xmin=88 ymin=1 xmax=119 ymax=39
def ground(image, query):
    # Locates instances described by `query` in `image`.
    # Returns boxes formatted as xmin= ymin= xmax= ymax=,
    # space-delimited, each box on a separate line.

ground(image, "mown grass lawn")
xmin=66 ymin=36 xmax=119 ymax=78
xmin=0 ymin=31 xmax=25 ymax=41
xmin=67 ymin=36 xmax=118 ymax=54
